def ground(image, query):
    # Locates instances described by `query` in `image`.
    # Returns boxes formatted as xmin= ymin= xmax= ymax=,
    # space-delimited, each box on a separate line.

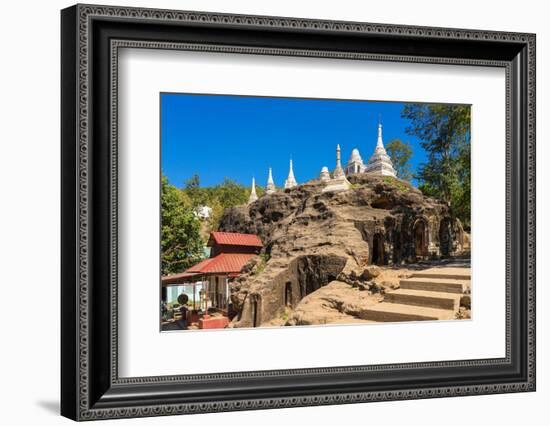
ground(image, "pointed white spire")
xmin=323 ymin=145 xmax=351 ymax=192
xmin=248 ymin=177 xmax=258 ymax=204
xmin=284 ymin=159 xmax=297 ymax=189
xmin=333 ymin=144 xmax=345 ymax=178
xmin=266 ymin=167 xmax=276 ymax=194
xmin=376 ymin=122 xmax=385 ymax=149
xmin=365 ymin=121 xmax=397 ymax=177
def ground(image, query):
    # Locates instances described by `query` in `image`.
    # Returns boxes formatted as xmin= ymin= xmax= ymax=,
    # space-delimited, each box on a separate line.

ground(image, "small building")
xmin=344 ymin=148 xmax=366 ymax=175
xmin=161 ymin=231 xmax=262 ymax=330
xmin=207 ymin=231 xmax=262 ymax=257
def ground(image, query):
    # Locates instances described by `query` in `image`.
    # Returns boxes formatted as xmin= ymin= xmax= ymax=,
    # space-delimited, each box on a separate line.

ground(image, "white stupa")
xmin=248 ymin=177 xmax=258 ymax=204
xmin=319 ymin=166 xmax=330 ymax=182
xmin=344 ymin=148 xmax=366 ymax=175
xmin=364 ymin=123 xmax=397 ymax=177
xmin=266 ymin=167 xmax=276 ymax=194
xmin=284 ymin=159 xmax=298 ymax=189
xmin=322 ymin=145 xmax=351 ymax=192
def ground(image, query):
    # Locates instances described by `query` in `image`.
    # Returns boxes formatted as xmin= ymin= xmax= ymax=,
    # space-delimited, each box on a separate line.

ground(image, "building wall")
xmin=210 ymin=244 xmax=261 ymax=257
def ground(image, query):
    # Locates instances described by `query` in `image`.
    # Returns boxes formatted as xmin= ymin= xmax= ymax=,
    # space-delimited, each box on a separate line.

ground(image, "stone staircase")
xmin=362 ymin=268 xmax=471 ymax=322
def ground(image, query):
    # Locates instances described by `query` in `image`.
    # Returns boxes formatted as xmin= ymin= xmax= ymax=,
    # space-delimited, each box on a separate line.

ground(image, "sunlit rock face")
xmin=219 ymin=174 xmax=467 ymax=327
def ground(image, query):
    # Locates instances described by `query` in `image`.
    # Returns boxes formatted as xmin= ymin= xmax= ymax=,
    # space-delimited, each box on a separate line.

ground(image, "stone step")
xmin=361 ymin=302 xmax=456 ymax=322
xmin=410 ymin=271 xmax=471 ymax=281
xmin=400 ymin=277 xmax=466 ymax=294
xmin=384 ymin=289 xmax=461 ymax=310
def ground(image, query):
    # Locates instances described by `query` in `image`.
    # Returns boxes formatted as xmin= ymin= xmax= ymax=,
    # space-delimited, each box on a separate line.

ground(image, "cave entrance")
xmin=372 ymin=233 xmax=385 ymax=265
xmin=414 ymin=219 xmax=428 ymax=257
xmin=439 ymin=218 xmax=452 ymax=257
xmin=296 ymin=255 xmax=347 ymax=298
xmin=393 ymin=229 xmax=402 ymax=264
xmin=251 ymin=296 xmax=261 ymax=328
xmin=284 ymin=282 xmax=292 ymax=307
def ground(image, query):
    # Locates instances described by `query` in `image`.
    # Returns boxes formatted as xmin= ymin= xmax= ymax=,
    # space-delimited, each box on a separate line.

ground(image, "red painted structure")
xmin=208 ymin=231 xmax=262 ymax=257
xmin=161 ymin=231 xmax=263 ymax=330
xmin=186 ymin=253 xmax=257 ymax=274
xmin=199 ymin=316 xmax=230 ymax=329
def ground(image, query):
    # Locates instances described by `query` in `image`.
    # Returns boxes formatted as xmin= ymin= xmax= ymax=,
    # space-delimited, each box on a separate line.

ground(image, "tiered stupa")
xmin=248 ymin=177 xmax=258 ymax=204
xmin=322 ymin=145 xmax=351 ymax=192
xmin=266 ymin=168 xmax=276 ymax=194
xmin=284 ymin=159 xmax=298 ymax=189
xmin=364 ymin=123 xmax=397 ymax=177
xmin=319 ymin=166 xmax=330 ymax=182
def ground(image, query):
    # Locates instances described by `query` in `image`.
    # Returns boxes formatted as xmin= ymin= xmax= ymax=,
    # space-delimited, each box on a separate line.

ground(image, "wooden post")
xmin=204 ymin=276 xmax=209 ymax=318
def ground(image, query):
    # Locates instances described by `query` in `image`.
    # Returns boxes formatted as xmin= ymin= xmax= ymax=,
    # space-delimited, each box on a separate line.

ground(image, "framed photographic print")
xmin=61 ymin=4 xmax=536 ymax=421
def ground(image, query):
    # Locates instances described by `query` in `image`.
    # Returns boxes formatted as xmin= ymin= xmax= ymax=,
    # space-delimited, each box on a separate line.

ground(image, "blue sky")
xmin=161 ymin=93 xmax=428 ymax=188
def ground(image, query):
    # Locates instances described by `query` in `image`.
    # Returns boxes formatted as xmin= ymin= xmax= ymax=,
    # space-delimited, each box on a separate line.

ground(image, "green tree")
xmin=161 ymin=175 xmax=204 ymax=275
xmin=184 ymin=174 xmax=207 ymax=207
xmin=181 ymin=174 xmax=264 ymax=234
xmin=386 ymin=138 xmax=413 ymax=181
xmin=402 ymin=103 xmax=471 ymax=228
xmin=214 ymin=177 xmax=250 ymax=207
xmin=185 ymin=173 xmax=200 ymax=189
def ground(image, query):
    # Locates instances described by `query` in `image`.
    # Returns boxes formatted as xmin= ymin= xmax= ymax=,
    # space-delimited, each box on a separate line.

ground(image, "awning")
xmin=161 ymin=272 xmax=201 ymax=286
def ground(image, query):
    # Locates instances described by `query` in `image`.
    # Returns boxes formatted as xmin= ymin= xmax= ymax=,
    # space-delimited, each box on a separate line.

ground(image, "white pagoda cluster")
xmin=247 ymin=121 xmax=397 ymax=203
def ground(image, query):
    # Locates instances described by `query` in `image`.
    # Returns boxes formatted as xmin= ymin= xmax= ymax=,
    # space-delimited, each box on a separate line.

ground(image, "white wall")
xmin=0 ymin=0 xmax=547 ymax=424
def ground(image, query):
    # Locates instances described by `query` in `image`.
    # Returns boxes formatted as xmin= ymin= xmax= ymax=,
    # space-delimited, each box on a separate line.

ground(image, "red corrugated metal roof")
xmin=186 ymin=253 xmax=256 ymax=274
xmin=185 ymin=257 xmax=216 ymax=273
xmin=208 ymin=231 xmax=262 ymax=248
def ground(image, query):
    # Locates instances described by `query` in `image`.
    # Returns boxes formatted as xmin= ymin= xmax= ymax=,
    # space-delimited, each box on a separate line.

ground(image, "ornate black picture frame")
xmin=61 ymin=4 xmax=536 ymax=421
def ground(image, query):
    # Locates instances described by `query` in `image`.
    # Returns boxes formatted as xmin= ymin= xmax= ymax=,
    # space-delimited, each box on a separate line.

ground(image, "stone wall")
xmin=232 ymin=254 xmax=348 ymax=328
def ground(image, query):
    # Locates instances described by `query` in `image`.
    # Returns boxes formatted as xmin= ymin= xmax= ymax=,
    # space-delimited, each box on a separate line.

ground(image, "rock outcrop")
xmin=219 ymin=174 xmax=467 ymax=327
xmin=286 ymin=281 xmax=383 ymax=326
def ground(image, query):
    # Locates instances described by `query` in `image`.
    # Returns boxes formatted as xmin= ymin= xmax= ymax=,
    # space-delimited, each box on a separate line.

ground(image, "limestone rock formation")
xmin=286 ymin=281 xmax=383 ymax=326
xmin=218 ymin=174 xmax=467 ymax=328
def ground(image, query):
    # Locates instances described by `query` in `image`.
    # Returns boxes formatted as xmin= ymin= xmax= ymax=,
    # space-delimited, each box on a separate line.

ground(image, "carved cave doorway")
xmin=251 ymin=296 xmax=261 ymax=328
xmin=414 ymin=220 xmax=428 ymax=258
xmin=372 ymin=233 xmax=385 ymax=266
xmin=439 ymin=218 xmax=452 ymax=257
xmin=284 ymin=282 xmax=292 ymax=307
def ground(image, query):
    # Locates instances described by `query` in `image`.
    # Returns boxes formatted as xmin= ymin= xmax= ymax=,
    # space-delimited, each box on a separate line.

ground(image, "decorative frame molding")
xmin=61 ymin=4 xmax=535 ymax=421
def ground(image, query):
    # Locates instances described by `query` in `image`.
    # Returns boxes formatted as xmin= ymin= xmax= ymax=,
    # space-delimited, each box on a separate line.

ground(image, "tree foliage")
xmin=386 ymin=138 xmax=413 ymax=181
xmin=402 ymin=103 xmax=471 ymax=228
xmin=161 ymin=175 xmax=204 ymax=275
xmin=183 ymin=176 xmax=264 ymax=234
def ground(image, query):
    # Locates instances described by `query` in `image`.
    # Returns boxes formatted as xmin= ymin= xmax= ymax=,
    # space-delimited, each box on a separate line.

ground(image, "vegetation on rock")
xmin=183 ymin=174 xmax=264 ymax=234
